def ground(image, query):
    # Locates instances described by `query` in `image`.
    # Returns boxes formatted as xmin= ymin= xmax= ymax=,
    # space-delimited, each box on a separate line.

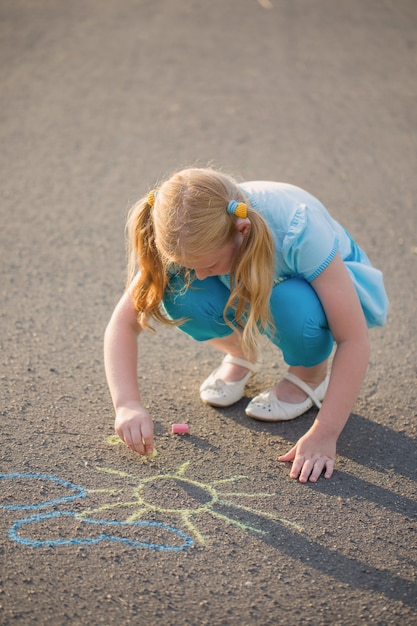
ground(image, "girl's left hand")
xmin=278 ymin=428 xmax=336 ymax=483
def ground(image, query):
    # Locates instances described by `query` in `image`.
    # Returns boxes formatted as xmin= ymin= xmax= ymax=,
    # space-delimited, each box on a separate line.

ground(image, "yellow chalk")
xmin=106 ymin=435 xmax=158 ymax=460
xmin=107 ymin=434 xmax=123 ymax=446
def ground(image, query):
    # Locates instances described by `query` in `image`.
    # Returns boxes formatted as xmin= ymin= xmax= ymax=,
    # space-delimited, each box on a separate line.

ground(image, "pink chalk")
xmin=171 ymin=423 xmax=189 ymax=435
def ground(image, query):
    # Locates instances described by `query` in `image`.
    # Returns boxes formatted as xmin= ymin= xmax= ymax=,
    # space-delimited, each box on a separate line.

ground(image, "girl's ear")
xmin=236 ymin=217 xmax=251 ymax=237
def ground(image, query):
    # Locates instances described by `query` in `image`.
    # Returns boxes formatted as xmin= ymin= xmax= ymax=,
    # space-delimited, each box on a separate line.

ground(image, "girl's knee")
xmin=162 ymin=275 xmax=233 ymax=341
xmin=270 ymin=278 xmax=334 ymax=366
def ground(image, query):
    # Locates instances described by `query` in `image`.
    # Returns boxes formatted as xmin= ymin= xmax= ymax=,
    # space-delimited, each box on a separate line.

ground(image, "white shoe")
xmin=200 ymin=355 xmax=261 ymax=407
xmin=245 ymin=372 xmax=330 ymax=422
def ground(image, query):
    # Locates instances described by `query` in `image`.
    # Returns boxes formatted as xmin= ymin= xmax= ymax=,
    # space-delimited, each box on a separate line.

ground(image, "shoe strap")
xmin=223 ymin=354 xmax=261 ymax=373
xmin=283 ymin=373 xmax=324 ymax=408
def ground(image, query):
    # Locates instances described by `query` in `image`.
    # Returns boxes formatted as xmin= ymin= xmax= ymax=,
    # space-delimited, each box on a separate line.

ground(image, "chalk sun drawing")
xmin=80 ymin=461 xmax=302 ymax=544
xmin=1 ymin=463 xmax=302 ymax=549
xmin=0 ymin=472 xmax=192 ymax=551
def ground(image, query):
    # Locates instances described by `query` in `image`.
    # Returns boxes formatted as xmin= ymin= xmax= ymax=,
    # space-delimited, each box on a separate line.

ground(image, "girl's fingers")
xmin=289 ymin=455 xmax=306 ymax=480
xmin=279 ymin=448 xmax=333 ymax=482
xmin=298 ymin=457 xmax=334 ymax=483
xmin=305 ymin=460 xmax=326 ymax=483
xmin=141 ymin=424 xmax=154 ymax=456
xmin=125 ymin=427 xmax=146 ymax=455
xmin=143 ymin=437 xmax=154 ymax=456
xmin=323 ymin=460 xmax=334 ymax=479
xmin=278 ymin=446 xmax=296 ymax=462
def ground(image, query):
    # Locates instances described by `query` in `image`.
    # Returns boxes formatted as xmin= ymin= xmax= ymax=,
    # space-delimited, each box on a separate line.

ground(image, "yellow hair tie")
xmin=227 ymin=200 xmax=247 ymax=219
xmin=147 ymin=189 xmax=157 ymax=207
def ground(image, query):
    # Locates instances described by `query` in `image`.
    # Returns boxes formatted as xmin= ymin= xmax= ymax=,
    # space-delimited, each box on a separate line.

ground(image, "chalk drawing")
xmin=8 ymin=511 xmax=193 ymax=551
xmin=1 ymin=472 xmax=193 ymax=551
xmin=0 ymin=472 xmax=87 ymax=510
xmin=81 ymin=461 xmax=302 ymax=544
xmin=1 ymin=463 xmax=302 ymax=549
xmin=106 ymin=434 xmax=157 ymax=459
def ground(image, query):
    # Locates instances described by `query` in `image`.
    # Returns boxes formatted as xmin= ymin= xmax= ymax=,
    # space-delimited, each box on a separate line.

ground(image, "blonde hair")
xmin=126 ymin=167 xmax=275 ymax=356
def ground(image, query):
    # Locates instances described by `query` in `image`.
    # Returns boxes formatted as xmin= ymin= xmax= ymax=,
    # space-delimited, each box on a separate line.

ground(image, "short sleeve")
xmin=281 ymin=204 xmax=338 ymax=281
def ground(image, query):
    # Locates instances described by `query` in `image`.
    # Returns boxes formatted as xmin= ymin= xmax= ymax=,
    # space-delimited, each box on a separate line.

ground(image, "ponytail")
xmin=125 ymin=169 xmax=276 ymax=353
xmin=126 ymin=196 xmax=172 ymax=329
xmin=227 ymin=207 xmax=275 ymax=357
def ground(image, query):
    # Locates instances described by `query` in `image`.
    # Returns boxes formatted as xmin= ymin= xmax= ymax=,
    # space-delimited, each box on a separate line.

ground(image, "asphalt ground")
xmin=1 ymin=1 xmax=416 ymax=624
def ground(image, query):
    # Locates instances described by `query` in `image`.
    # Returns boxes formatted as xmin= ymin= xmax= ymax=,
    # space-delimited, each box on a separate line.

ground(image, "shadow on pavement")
xmin=213 ymin=500 xmax=417 ymax=609
xmin=178 ymin=406 xmax=417 ymax=608
xmin=214 ymin=405 xmax=417 ymax=481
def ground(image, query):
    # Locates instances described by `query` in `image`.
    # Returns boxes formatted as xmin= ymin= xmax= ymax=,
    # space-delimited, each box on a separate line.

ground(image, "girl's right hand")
xmin=114 ymin=403 xmax=154 ymax=456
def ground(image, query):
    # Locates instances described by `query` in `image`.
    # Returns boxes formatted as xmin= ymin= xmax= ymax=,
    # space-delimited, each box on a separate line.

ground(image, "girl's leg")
xmin=163 ymin=274 xmax=334 ymax=399
xmin=206 ymin=332 xmax=258 ymax=382
xmin=267 ymin=277 xmax=333 ymax=401
xmin=163 ymin=273 xmax=233 ymax=340
xmin=162 ymin=275 xmax=252 ymax=382
xmin=274 ymin=362 xmax=329 ymax=402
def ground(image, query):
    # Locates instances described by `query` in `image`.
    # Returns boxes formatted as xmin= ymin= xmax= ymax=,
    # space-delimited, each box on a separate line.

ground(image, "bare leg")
xmin=271 ymin=360 xmax=329 ymax=402
xmin=207 ymin=332 xmax=328 ymax=401
xmin=206 ymin=331 xmax=257 ymax=382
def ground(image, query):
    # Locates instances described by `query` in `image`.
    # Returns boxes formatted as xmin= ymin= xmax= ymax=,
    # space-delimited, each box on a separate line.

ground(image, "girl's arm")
xmin=279 ymin=252 xmax=370 ymax=482
xmin=104 ymin=289 xmax=154 ymax=456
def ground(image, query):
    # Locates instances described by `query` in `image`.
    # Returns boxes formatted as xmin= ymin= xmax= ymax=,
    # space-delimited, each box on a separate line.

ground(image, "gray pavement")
xmin=1 ymin=1 xmax=416 ymax=624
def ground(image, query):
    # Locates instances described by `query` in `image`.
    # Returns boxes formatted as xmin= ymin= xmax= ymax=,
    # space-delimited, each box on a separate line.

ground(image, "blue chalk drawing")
xmin=1 ymin=465 xmax=293 ymax=550
xmin=1 ymin=472 xmax=193 ymax=551
xmin=0 ymin=473 xmax=87 ymax=510
xmin=9 ymin=511 xmax=193 ymax=551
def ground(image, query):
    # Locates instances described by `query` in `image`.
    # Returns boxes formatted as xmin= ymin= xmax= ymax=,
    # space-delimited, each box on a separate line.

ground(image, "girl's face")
xmin=183 ymin=233 xmax=242 ymax=280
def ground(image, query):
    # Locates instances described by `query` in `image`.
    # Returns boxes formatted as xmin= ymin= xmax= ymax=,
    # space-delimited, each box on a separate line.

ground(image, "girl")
xmin=104 ymin=167 xmax=388 ymax=483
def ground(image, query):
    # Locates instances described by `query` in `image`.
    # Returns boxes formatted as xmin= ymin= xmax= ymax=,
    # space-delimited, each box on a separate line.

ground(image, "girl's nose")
xmin=194 ymin=269 xmax=208 ymax=281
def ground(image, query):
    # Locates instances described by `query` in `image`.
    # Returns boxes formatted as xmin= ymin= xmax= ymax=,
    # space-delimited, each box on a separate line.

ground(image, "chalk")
xmin=171 ymin=423 xmax=189 ymax=435
xmin=107 ymin=434 xmax=124 ymax=446
xmin=107 ymin=435 xmax=157 ymax=460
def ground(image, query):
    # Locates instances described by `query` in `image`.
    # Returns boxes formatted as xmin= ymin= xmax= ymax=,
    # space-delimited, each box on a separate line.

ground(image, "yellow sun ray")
xmin=218 ymin=491 xmax=275 ymax=498
xmin=217 ymin=498 xmax=302 ymax=531
xmin=181 ymin=513 xmax=206 ymax=543
xmin=211 ymin=476 xmax=248 ymax=485
xmin=96 ymin=466 xmax=134 ymax=479
xmin=82 ymin=462 xmax=303 ymax=543
xmin=176 ymin=461 xmax=191 ymax=477
xmin=208 ymin=509 xmax=267 ymax=535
